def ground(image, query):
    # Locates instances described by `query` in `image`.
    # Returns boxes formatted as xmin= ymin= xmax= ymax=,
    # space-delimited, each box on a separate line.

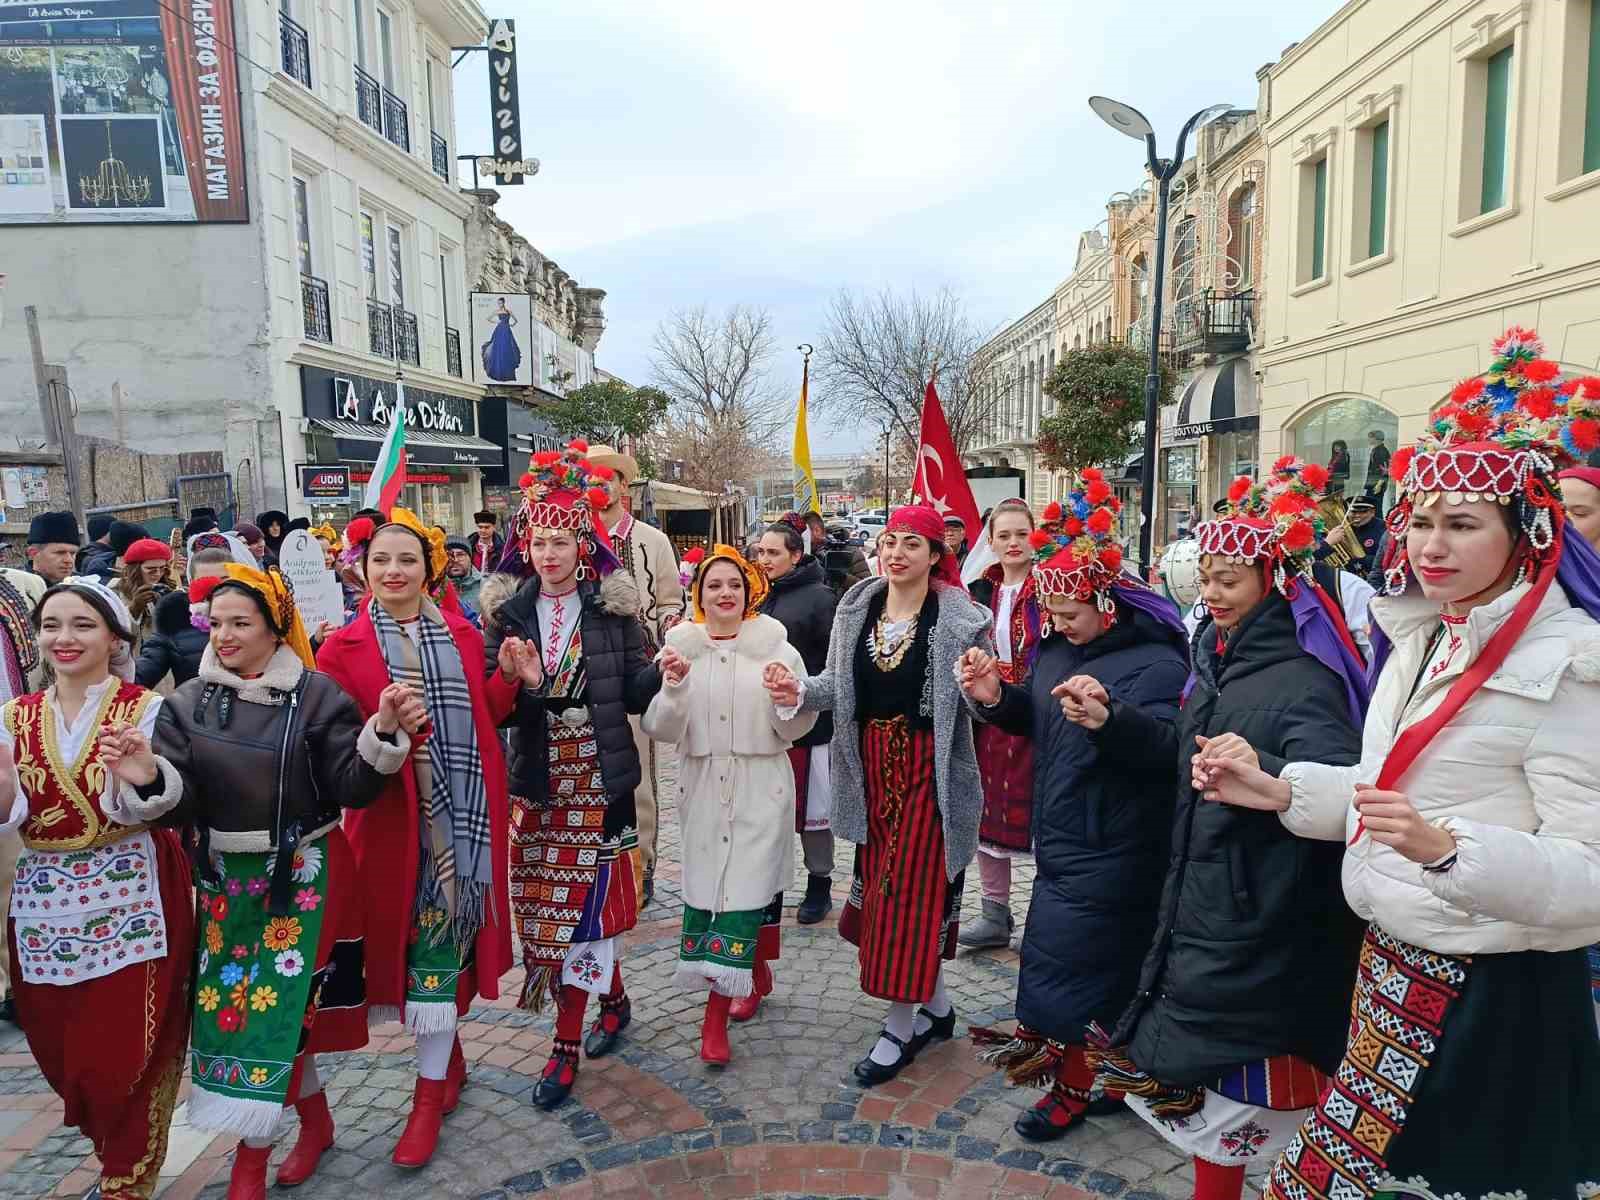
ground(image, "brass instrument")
xmin=1317 ymin=495 xmax=1360 ymax=570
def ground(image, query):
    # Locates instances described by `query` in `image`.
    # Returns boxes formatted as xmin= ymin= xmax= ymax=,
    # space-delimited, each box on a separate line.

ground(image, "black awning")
xmin=1174 ymin=357 xmax=1259 ymax=440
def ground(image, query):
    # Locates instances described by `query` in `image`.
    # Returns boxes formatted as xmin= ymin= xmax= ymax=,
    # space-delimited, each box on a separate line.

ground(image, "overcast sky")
xmin=454 ymin=2 xmax=1319 ymax=454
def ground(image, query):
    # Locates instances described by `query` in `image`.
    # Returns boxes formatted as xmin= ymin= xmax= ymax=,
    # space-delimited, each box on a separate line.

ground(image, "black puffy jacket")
xmin=759 ymin=556 xmax=835 ymax=749
xmin=485 ymin=572 xmax=662 ymax=840
xmin=136 ymin=589 xmax=208 ymax=688
xmin=980 ymin=610 xmax=1188 ymax=1044
xmin=1113 ymin=590 xmax=1364 ymax=1083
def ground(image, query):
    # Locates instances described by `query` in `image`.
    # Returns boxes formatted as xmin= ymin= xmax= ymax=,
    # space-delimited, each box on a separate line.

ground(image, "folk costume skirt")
xmin=973 ymin=662 xmax=1032 ymax=856
xmin=188 ymin=829 xmax=367 ymax=1138
xmin=838 ymin=717 xmax=962 ymax=1004
xmin=786 ymin=745 xmax=832 ymax=834
xmin=678 ymin=893 xmax=783 ymax=998
xmin=1266 ymin=924 xmax=1600 ymax=1200
xmin=510 ymin=713 xmax=640 ymax=1012
xmin=8 ymin=828 xmax=194 ymax=1200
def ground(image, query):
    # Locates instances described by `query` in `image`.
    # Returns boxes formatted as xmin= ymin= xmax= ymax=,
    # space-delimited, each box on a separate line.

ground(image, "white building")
xmin=967 ymin=294 xmax=1056 ymax=509
xmin=0 ymin=0 xmax=495 ymax=530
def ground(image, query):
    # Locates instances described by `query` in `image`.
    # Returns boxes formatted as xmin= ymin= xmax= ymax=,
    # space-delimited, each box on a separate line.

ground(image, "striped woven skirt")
xmin=838 ymin=717 xmax=963 ymax=1004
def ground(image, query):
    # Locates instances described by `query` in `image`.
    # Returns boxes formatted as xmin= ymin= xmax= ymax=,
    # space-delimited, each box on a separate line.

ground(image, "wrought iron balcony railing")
xmin=279 ymin=11 xmax=311 ymax=88
xmin=394 ymin=307 xmax=419 ymax=365
xmin=430 ymin=131 xmax=449 ymax=180
xmin=366 ymin=298 xmax=394 ymax=358
xmin=354 ymin=66 xmax=383 ymax=137
xmin=381 ymin=87 xmax=410 ymax=152
xmin=301 ymin=274 xmax=332 ymax=343
xmin=445 ymin=325 xmax=462 ymax=377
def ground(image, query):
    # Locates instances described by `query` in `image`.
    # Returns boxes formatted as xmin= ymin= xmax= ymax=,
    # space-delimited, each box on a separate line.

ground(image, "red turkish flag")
xmin=911 ymin=378 xmax=982 ymax=536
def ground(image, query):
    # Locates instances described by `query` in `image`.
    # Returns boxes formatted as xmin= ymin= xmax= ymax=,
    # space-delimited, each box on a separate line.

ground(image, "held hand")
xmin=98 ymin=724 xmax=158 ymax=788
xmin=954 ymin=648 xmax=1000 ymax=705
xmin=1058 ymin=675 xmax=1110 ymax=729
xmin=497 ymin=638 xmax=544 ymax=689
xmin=1326 ymin=525 xmax=1351 ymax=547
xmin=312 ymin=620 xmax=334 ymax=643
xmin=1353 ymin=784 xmax=1456 ymax=864
xmin=660 ymin=647 xmax=691 ymax=686
xmin=1194 ymin=733 xmax=1259 ymax=772
xmin=763 ymin=662 xmax=799 ymax=708
xmin=376 ymin=683 xmax=404 ymax=735
xmin=1193 ymin=754 xmax=1290 ymax=811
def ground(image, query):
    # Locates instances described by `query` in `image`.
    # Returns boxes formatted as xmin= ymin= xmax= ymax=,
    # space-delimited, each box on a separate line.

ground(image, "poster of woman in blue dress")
xmin=481 ymin=295 xmax=523 ymax=381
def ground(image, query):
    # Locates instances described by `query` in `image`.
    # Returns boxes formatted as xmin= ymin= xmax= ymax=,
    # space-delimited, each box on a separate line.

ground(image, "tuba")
xmin=1316 ymin=495 xmax=1360 ymax=570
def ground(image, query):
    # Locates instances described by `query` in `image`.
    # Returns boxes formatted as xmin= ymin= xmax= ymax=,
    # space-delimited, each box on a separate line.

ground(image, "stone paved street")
xmin=0 ymin=751 xmax=1217 ymax=1199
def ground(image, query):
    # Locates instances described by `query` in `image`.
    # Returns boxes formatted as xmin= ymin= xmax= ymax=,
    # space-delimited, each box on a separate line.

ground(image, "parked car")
xmin=852 ymin=511 xmax=887 ymax=541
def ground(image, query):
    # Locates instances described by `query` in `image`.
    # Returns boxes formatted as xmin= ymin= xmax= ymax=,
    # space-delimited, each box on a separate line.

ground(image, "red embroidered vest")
xmin=4 ymin=682 xmax=157 ymax=851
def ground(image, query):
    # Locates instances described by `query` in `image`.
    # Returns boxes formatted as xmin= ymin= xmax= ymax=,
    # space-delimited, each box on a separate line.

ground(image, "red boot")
xmin=1193 ymin=1157 xmax=1247 ymax=1200
xmin=391 ymin=1077 xmax=449 ymax=1169
xmin=274 ymin=1090 xmax=335 ymax=1187
xmin=729 ymin=958 xmax=772 ymax=1023
xmin=225 ymin=1143 xmax=271 ymax=1200
xmin=701 ymin=991 xmax=733 ymax=1065
xmin=443 ymin=1037 xmax=467 ymax=1114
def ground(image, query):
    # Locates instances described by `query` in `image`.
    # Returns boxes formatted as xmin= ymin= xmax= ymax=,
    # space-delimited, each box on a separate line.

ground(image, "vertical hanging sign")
xmin=487 ymin=19 xmax=523 ymax=186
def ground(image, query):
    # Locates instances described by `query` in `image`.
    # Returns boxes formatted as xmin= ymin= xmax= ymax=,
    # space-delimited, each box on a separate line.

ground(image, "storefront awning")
xmin=1174 ymin=357 xmax=1258 ymax=440
xmin=308 ymin=418 xmax=503 ymax=468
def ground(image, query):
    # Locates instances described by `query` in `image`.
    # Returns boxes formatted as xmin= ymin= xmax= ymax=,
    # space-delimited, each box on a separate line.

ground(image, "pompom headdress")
xmin=1030 ymin=469 xmax=1126 ymax=623
xmin=1380 ymin=326 xmax=1600 ymax=594
xmin=499 ymin=439 xmax=620 ymax=581
xmin=1194 ymin=456 xmax=1332 ymax=595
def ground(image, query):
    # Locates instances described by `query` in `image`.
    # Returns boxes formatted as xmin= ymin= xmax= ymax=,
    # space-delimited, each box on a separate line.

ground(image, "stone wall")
xmin=464 ymin=190 xmax=607 ymax=351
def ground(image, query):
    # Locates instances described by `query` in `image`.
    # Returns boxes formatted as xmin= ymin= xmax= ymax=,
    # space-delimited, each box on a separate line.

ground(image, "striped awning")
xmin=1174 ymin=357 xmax=1258 ymax=440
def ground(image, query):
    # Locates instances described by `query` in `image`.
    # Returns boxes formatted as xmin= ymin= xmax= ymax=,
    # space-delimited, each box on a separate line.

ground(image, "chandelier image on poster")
xmin=0 ymin=0 xmax=247 ymax=224
xmin=471 ymin=291 xmax=533 ymax=386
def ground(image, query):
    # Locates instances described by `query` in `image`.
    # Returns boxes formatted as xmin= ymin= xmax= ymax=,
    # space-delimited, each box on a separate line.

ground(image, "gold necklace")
xmin=869 ymin=611 xmax=916 ymax=672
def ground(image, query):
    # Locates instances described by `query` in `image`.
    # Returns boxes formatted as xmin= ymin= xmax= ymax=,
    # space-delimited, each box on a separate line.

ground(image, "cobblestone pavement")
xmin=0 ymin=751 xmax=1218 ymax=1200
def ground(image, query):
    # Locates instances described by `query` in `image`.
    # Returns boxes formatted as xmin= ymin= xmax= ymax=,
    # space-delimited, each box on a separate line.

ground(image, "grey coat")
xmin=799 ymin=578 xmax=993 ymax=880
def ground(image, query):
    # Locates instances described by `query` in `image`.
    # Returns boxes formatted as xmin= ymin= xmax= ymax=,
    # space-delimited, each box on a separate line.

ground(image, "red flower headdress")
xmin=1382 ymin=327 xmax=1600 ymax=594
xmin=508 ymin=439 xmax=619 ymax=579
xmin=1194 ymin=457 xmax=1330 ymax=594
xmin=1030 ymin=469 xmax=1129 ymax=625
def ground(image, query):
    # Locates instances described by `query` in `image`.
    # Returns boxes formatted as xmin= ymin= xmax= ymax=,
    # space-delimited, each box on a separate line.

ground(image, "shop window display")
xmin=1288 ymin=397 xmax=1400 ymax=510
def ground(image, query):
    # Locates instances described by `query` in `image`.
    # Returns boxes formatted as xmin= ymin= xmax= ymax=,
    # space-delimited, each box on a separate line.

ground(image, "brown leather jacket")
xmin=155 ymin=645 xmax=408 ymax=911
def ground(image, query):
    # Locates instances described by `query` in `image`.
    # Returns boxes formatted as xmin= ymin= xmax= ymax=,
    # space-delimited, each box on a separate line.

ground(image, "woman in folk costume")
xmin=961 ymin=496 xmax=1045 ymax=949
xmin=1088 ymin=458 xmax=1370 ymax=1200
xmin=959 ymin=482 xmax=1189 ymax=1144
xmin=156 ymin=565 xmax=408 ymax=1198
xmin=753 ymin=514 xmax=839 ymax=925
xmin=1195 ymin=331 xmax=1600 ymax=1200
xmin=642 ymin=546 xmax=814 ymax=1062
xmin=316 ymin=508 xmax=519 ymax=1169
xmin=764 ymin=504 xmax=992 ymax=1086
xmin=0 ymin=578 xmax=194 ymax=1200
xmin=478 ymin=441 xmax=664 ymax=1111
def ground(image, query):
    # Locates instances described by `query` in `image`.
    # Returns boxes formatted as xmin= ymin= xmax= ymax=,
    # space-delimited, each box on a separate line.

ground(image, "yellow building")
xmin=1258 ymin=0 xmax=1600 ymax=500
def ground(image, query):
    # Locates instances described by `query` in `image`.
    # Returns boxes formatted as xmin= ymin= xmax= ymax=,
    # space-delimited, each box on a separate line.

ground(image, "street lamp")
xmin=1089 ymin=95 xmax=1233 ymax=576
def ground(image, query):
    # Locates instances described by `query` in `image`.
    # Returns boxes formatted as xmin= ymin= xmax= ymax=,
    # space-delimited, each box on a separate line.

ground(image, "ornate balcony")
xmin=1171 ymin=289 xmax=1255 ymax=356
xmin=394 ymin=307 xmax=419 ymax=365
xmin=279 ymin=11 xmax=311 ymax=88
xmin=430 ymin=131 xmax=449 ymax=181
xmin=445 ymin=326 xmax=462 ymax=377
xmin=381 ymin=87 xmax=410 ymax=152
xmin=366 ymin=298 xmax=394 ymax=358
xmin=300 ymin=275 xmax=331 ymax=343
xmin=354 ymin=66 xmax=383 ymax=137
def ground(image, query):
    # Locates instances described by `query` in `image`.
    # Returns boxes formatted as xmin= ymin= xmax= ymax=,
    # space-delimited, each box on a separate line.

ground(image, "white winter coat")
xmin=642 ymin=616 xmax=816 ymax=914
xmin=1279 ymin=579 xmax=1600 ymax=955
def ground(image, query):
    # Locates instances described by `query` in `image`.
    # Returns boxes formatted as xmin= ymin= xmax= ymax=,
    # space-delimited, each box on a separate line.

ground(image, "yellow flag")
xmin=793 ymin=356 xmax=820 ymax=514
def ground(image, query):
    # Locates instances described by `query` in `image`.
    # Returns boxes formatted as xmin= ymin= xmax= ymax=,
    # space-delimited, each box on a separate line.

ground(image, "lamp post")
xmin=881 ymin=424 xmax=891 ymax=513
xmin=1089 ymin=96 xmax=1232 ymax=576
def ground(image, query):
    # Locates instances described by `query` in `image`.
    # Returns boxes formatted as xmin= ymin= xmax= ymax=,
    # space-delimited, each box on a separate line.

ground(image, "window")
xmin=1312 ymin=158 xmax=1328 ymax=278
xmin=386 ymin=224 xmax=405 ymax=306
xmin=1585 ymin=1 xmax=1600 ymax=172
xmin=1366 ymin=121 xmax=1389 ymax=257
xmin=1130 ymin=254 xmax=1149 ymax=321
xmin=1349 ymin=105 xmax=1394 ymax=266
xmin=1295 ymin=142 xmax=1332 ymax=286
xmin=1480 ymin=45 xmax=1513 ymax=212
xmin=1288 ymin=397 xmax=1400 ymax=510
xmin=293 ymin=177 xmax=313 ymax=276
xmin=350 ymin=0 xmax=366 ymax=68
xmin=1227 ymin=184 xmax=1257 ymax=288
xmin=376 ymin=7 xmax=397 ymax=91
xmin=359 ymin=211 xmax=378 ymax=300
xmin=1170 ymin=217 xmax=1196 ymax=303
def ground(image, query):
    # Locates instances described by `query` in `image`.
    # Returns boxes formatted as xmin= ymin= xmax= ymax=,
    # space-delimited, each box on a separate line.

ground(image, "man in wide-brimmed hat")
xmin=587 ymin=443 xmax=683 ymax=906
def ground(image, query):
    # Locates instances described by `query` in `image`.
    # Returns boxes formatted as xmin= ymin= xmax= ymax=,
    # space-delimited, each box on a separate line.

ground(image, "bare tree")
xmin=813 ymin=287 xmax=995 ymax=452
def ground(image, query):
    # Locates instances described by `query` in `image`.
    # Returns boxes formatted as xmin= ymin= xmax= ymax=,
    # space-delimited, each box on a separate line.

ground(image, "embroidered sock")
xmin=415 ymin=1029 xmax=453 ymax=1080
xmin=602 ymin=962 xmax=625 ymax=1002
xmin=1192 ymin=1157 xmax=1247 ymax=1200
xmin=555 ymin=984 xmax=589 ymax=1043
xmin=913 ymin=967 xmax=953 ymax=1036
xmin=596 ymin=966 xmax=629 ymax=1033
xmin=870 ymin=1002 xmax=917 ymax=1066
xmin=1033 ymin=1044 xmax=1092 ymax=1127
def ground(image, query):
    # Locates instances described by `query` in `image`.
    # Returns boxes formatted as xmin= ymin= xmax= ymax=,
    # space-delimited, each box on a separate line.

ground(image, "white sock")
xmin=416 ymin=1029 xmax=454 ymax=1080
xmin=297 ymin=1054 xmax=322 ymax=1100
xmin=870 ymin=1002 xmax=917 ymax=1066
xmin=243 ymin=1136 xmax=274 ymax=1149
xmin=913 ymin=968 xmax=952 ymax=1036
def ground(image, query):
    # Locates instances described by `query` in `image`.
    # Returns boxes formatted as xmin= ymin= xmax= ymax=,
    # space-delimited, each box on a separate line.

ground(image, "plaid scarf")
xmin=369 ymin=597 xmax=492 ymax=955
xmin=0 ymin=574 xmax=39 ymax=693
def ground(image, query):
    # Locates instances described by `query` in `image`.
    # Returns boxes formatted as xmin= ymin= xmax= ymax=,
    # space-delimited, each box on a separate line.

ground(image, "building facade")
xmin=967 ymin=295 xmax=1057 ymax=510
xmin=1258 ymin=0 xmax=1600 ymax=502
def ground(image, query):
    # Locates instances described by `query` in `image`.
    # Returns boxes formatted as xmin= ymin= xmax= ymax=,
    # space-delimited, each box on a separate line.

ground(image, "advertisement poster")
xmin=470 ymin=291 xmax=533 ymax=386
xmin=0 ymin=0 xmax=248 ymax=224
xmin=276 ymin=529 xmax=344 ymax=632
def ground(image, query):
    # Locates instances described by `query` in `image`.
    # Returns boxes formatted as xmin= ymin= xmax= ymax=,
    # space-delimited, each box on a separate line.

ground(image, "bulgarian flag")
xmin=362 ymin=378 xmax=407 ymax=513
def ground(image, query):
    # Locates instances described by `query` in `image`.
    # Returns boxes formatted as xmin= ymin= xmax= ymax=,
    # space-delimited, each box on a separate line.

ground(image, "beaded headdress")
xmin=1030 ymin=469 xmax=1126 ymax=623
xmin=501 ymin=439 xmax=619 ymax=580
xmin=1193 ymin=456 xmax=1332 ymax=595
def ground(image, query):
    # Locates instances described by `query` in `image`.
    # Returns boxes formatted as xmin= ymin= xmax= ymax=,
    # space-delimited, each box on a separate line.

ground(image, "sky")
xmin=453 ymin=1 xmax=1323 ymax=454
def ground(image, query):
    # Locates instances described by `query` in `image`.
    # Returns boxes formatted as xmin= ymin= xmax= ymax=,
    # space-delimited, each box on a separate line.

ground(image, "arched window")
xmin=1288 ymin=396 xmax=1401 ymax=503
xmin=1073 ymin=333 xmax=1083 ymax=351
xmin=1228 ymin=184 xmax=1258 ymax=290
xmin=1130 ymin=254 xmax=1149 ymax=323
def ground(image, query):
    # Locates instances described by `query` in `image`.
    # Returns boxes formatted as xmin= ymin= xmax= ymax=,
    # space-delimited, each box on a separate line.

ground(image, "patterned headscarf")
xmin=196 ymin=563 xmax=317 ymax=669
xmin=885 ymin=504 xmax=963 ymax=587
xmin=53 ymin=576 xmax=136 ymax=681
xmin=690 ymin=544 xmax=770 ymax=622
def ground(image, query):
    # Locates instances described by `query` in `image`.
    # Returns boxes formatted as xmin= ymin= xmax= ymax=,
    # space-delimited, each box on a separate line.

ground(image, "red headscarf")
xmin=885 ymin=504 xmax=963 ymax=587
xmin=1559 ymin=466 xmax=1600 ymax=492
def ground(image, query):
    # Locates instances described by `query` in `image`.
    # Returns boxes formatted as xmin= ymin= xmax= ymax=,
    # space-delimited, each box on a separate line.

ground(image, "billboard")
xmin=0 ymin=0 xmax=247 ymax=224
xmin=470 ymin=291 xmax=533 ymax=386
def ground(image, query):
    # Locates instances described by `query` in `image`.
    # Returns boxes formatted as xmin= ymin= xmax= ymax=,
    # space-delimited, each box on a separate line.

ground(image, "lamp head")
xmin=1089 ymin=96 xmax=1154 ymax=140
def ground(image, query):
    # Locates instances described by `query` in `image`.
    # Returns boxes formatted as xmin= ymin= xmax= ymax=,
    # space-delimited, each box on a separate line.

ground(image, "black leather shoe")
xmin=1085 ymin=1093 xmax=1126 ymax=1117
xmin=908 ymin=1005 xmax=956 ymax=1056
xmin=532 ymin=1045 xmax=579 ymax=1111
xmin=852 ymin=1030 xmax=914 ymax=1087
xmin=796 ymin=874 xmax=833 ymax=925
xmin=583 ymin=998 xmax=630 ymax=1059
xmin=1014 ymin=1103 xmax=1084 ymax=1143
xmin=641 ymin=870 xmax=655 ymax=908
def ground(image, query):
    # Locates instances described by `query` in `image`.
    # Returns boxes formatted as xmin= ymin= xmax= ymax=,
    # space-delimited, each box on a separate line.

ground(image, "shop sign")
xmin=1173 ymin=414 xmax=1259 ymax=442
xmin=486 ymin=19 xmax=523 ymax=187
xmin=351 ymin=470 xmax=458 ymax=485
xmin=333 ymin=376 xmax=466 ymax=433
xmin=298 ymin=465 xmax=351 ymax=501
